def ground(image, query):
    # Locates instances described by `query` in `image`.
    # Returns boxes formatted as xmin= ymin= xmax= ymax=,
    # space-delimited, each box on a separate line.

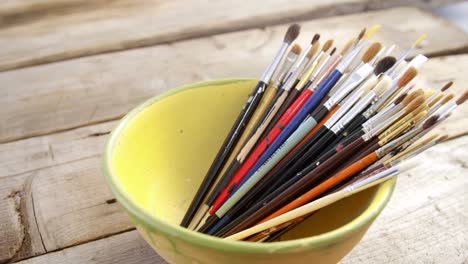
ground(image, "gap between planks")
xmin=1 ymin=53 xmax=468 ymax=262
xmin=0 ymin=0 xmax=459 ymax=72
xmin=10 ymin=135 xmax=468 ymax=264
xmin=1 ymin=7 xmax=468 ymax=144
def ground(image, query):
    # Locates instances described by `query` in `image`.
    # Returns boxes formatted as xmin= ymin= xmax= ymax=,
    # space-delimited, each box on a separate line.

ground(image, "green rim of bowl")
xmin=103 ymin=78 xmax=396 ymax=254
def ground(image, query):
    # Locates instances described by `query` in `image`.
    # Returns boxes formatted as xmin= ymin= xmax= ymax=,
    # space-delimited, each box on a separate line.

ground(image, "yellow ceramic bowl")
xmin=103 ymin=79 xmax=396 ymax=264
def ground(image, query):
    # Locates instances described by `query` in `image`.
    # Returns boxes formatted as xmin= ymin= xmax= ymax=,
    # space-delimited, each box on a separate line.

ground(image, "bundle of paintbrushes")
xmin=180 ymin=23 xmax=467 ymax=242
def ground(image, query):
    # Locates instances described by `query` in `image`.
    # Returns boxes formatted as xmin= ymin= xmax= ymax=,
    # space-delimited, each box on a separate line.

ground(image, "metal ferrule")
xmin=344 ymin=168 xmax=398 ymax=193
xmin=371 ymin=81 xmax=398 ymax=113
xmin=364 ymin=104 xmax=402 ymax=131
xmin=370 ymin=47 xmax=386 ymax=66
xmin=426 ymin=91 xmax=441 ymax=106
xmin=325 ymin=64 xmax=373 ymax=110
xmin=332 ymin=91 xmax=376 ymax=134
xmin=325 ymin=89 xmax=364 ymax=130
xmin=313 ymin=54 xmax=343 ymax=90
xmin=377 ymin=127 xmax=421 ymax=157
xmin=437 ymin=102 xmax=457 ymax=120
xmin=364 ymin=109 xmax=402 ymax=138
xmin=272 ymin=52 xmax=299 ymax=89
xmin=392 ymin=54 xmax=427 ymax=80
xmin=260 ymin=42 xmax=289 ymax=83
xmin=336 ymin=42 xmax=365 ymax=73
xmin=387 ymin=47 xmax=413 ymax=77
xmin=310 ymin=53 xmax=330 ymax=82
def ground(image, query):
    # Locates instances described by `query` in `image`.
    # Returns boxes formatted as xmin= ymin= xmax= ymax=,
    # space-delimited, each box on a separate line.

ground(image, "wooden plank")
xmin=0 ymin=174 xmax=46 ymax=263
xmin=0 ymin=0 xmax=460 ymax=72
xmin=0 ymin=121 xmax=116 ymax=178
xmin=15 ymin=231 xmax=164 ymax=264
xmin=1 ymin=7 xmax=468 ymax=143
xmin=9 ymin=136 xmax=468 ymax=264
xmin=1 ymin=53 xmax=467 ymax=181
xmin=342 ymin=136 xmax=468 ymax=263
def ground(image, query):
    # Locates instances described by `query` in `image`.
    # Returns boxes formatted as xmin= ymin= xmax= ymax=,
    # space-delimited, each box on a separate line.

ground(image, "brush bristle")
xmin=340 ymin=37 xmax=355 ymax=55
xmin=284 ymin=24 xmax=301 ymax=44
xmin=422 ymin=115 xmax=439 ymax=129
xmin=437 ymin=134 xmax=449 ymax=142
xmin=428 ymin=94 xmax=444 ymax=107
xmin=291 ymin=44 xmax=302 ymax=55
xmin=364 ymin=25 xmax=381 ymax=40
xmin=357 ymin=28 xmax=366 ymax=40
xmin=374 ymin=56 xmax=396 ymax=75
xmin=307 ymin=45 xmax=317 ymax=58
xmin=311 ymin=34 xmax=320 ymax=45
xmin=362 ymin=42 xmax=382 ymax=63
xmin=441 ymin=93 xmax=455 ymax=105
xmin=394 ymin=93 xmax=408 ymax=105
xmin=373 ymin=76 xmax=392 ymax=96
xmin=456 ymin=91 xmax=468 ymax=105
xmin=323 ymin=39 xmax=333 ymax=52
xmin=397 ymin=67 xmax=418 ymax=88
xmin=425 ymin=89 xmax=435 ymax=99
xmin=412 ymin=34 xmax=427 ymax=48
xmin=310 ymin=41 xmax=320 ymax=57
xmin=402 ymin=89 xmax=423 ymax=105
xmin=405 ymin=96 xmax=425 ymax=113
xmin=414 ymin=111 xmax=428 ymax=123
xmin=330 ymin=47 xmax=337 ymax=56
xmin=441 ymin=81 xmax=454 ymax=92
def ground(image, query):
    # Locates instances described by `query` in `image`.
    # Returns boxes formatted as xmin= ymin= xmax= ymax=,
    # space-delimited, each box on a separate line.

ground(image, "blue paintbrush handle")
xmin=235 ymin=70 xmax=343 ymax=189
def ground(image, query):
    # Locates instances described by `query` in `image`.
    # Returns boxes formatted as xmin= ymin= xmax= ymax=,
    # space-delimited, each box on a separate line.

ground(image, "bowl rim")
xmin=103 ymin=78 xmax=396 ymax=254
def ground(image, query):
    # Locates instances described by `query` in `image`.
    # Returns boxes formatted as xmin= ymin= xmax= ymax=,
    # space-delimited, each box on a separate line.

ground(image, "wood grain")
xmin=1 ymin=51 xmax=467 ymax=261
xmin=341 ymin=136 xmax=468 ymax=263
xmin=14 ymin=231 xmax=165 ymax=264
xmin=0 ymin=0 xmax=459 ymax=72
xmin=7 ymin=135 xmax=468 ymax=264
xmin=1 ymin=7 xmax=468 ymax=144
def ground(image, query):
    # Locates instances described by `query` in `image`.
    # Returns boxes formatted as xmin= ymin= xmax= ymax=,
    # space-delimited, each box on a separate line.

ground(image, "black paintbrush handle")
xmin=324 ymin=114 xmax=368 ymax=153
xmin=256 ymin=125 xmax=329 ymax=200
xmin=222 ymin=137 xmax=367 ymax=237
xmin=205 ymin=160 xmax=241 ymax=205
xmin=180 ymin=81 xmax=267 ymax=227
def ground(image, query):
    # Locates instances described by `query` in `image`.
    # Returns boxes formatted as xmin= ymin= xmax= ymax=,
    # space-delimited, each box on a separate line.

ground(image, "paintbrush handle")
xmin=205 ymin=85 xmax=279 ymax=206
xmin=208 ymin=87 xmax=316 ymax=215
xmin=181 ymin=81 xmax=267 ymax=227
xmin=261 ymin=152 xmax=378 ymax=223
xmin=225 ymin=191 xmax=344 ymax=241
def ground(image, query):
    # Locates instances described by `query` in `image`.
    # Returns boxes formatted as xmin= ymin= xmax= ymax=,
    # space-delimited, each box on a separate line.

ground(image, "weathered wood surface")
xmin=9 ymin=136 xmax=468 ymax=264
xmin=1 ymin=53 xmax=467 ymax=263
xmin=15 ymin=231 xmax=165 ymax=264
xmin=0 ymin=0 xmax=459 ymax=72
xmin=2 ymin=7 xmax=468 ymax=144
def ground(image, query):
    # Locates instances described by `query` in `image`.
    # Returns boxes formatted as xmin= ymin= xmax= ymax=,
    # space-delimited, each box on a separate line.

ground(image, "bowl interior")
xmin=108 ymin=79 xmax=389 ymax=242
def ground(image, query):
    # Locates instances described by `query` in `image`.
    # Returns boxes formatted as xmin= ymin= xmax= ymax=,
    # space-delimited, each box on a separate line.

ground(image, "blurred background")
xmin=1 ymin=1 xmax=467 ymax=264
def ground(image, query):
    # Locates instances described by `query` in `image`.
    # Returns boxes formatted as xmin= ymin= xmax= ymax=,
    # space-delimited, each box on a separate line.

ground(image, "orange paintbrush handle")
xmin=259 ymin=152 xmax=378 ymax=223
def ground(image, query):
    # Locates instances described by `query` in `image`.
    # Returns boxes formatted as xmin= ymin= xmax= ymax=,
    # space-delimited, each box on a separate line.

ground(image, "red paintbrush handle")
xmin=210 ymin=89 xmax=314 ymax=214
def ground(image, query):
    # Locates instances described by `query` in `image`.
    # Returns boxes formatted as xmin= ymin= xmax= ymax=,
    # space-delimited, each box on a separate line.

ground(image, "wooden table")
xmin=1 ymin=1 xmax=467 ymax=263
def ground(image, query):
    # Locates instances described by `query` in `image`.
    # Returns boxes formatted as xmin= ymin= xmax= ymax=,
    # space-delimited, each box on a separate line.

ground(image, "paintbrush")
xmin=208 ymin=27 xmax=377 ymax=216
xmin=256 ymin=110 xmax=428 ymax=226
xmin=220 ymin=95 xmax=426 ymax=237
xmin=387 ymin=34 xmax=426 ymax=76
xmin=198 ymin=28 xmax=377 ymax=232
xmin=180 ymin=24 xmax=300 ymax=227
xmin=187 ymin=44 xmax=303 ymax=229
xmin=261 ymin=39 xmax=333 ymax=139
xmin=194 ymin=34 xmax=320 ymax=230
xmin=203 ymin=57 xmax=387 ymax=232
xmin=332 ymin=67 xmax=418 ymax=143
